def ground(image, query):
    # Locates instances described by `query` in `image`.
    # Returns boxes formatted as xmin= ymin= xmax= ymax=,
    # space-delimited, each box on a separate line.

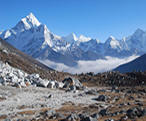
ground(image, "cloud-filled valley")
xmin=38 ymin=55 xmax=138 ymax=74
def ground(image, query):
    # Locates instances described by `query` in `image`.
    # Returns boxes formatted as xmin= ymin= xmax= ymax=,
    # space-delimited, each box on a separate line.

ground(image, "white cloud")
xmin=38 ymin=55 xmax=139 ymax=74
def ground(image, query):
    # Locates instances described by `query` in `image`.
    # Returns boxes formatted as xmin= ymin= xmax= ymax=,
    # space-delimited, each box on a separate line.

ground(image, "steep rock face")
xmin=126 ymin=29 xmax=146 ymax=54
xmin=1 ymin=13 xmax=146 ymax=67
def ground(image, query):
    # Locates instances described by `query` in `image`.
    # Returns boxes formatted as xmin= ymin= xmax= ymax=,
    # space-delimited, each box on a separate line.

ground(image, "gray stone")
xmin=36 ymin=79 xmax=49 ymax=87
xmin=62 ymin=77 xmax=83 ymax=90
xmin=12 ymin=83 xmax=21 ymax=88
xmin=66 ymin=113 xmax=80 ymax=121
xmin=91 ymin=113 xmax=99 ymax=119
xmin=126 ymin=107 xmax=145 ymax=118
xmin=80 ymin=117 xmax=97 ymax=121
xmin=46 ymin=110 xmax=56 ymax=117
xmin=99 ymin=109 xmax=108 ymax=116
xmin=85 ymin=89 xmax=98 ymax=95
xmin=93 ymin=95 xmax=108 ymax=102
xmin=0 ymin=77 xmax=4 ymax=83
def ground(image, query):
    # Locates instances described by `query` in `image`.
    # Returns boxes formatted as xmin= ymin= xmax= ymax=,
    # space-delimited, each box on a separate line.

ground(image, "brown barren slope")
xmin=0 ymin=38 xmax=70 ymax=81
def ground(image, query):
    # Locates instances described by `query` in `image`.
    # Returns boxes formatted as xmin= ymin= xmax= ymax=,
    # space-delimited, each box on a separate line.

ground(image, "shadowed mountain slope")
xmin=114 ymin=54 xmax=146 ymax=73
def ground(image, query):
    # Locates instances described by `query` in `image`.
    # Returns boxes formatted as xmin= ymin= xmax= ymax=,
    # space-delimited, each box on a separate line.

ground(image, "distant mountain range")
xmin=1 ymin=13 xmax=146 ymax=68
xmin=114 ymin=54 xmax=146 ymax=73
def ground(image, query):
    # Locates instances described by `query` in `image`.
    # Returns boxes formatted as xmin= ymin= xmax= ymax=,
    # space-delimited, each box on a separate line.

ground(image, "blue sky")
xmin=0 ymin=0 xmax=146 ymax=41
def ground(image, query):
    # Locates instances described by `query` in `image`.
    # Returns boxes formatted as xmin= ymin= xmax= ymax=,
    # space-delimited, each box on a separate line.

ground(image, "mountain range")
xmin=0 ymin=13 xmax=146 ymax=68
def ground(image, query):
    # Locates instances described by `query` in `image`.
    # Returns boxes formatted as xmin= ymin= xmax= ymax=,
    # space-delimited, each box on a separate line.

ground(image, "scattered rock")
xmin=0 ymin=62 xmax=72 ymax=89
xmin=93 ymin=95 xmax=108 ymax=102
xmin=90 ymin=113 xmax=99 ymax=119
xmin=80 ymin=117 xmax=97 ymax=121
xmin=39 ymin=110 xmax=58 ymax=119
xmin=66 ymin=113 xmax=80 ymax=121
xmin=126 ymin=107 xmax=146 ymax=119
xmin=99 ymin=109 xmax=108 ymax=116
xmin=36 ymin=79 xmax=49 ymax=88
xmin=48 ymin=94 xmax=52 ymax=98
xmin=85 ymin=89 xmax=98 ymax=95
xmin=12 ymin=83 xmax=21 ymax=88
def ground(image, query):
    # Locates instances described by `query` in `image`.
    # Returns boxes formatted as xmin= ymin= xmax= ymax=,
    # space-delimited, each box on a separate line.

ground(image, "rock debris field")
xmin=0 ymin=86 xmax=98 ymax=119
xmin=0 ymin=61 xmax=145 ymax=121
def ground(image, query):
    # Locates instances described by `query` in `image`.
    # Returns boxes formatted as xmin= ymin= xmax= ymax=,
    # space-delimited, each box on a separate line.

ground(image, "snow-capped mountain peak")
xmin=62 ymin=33 xmax=78 ymax=43
xmin=13 ymin=12 xmax=41 ymax=32
xmin=105 ymin=36 xmax=121 ymax=49
xmin=71 ymin=33 xmax=78 ymax=41
xmin=109 ymin=35 xmax=116 ymax=40
xmin=78 ymin=35 xmax=91 ymax=42
xmin=62 ymin=33 xmax=93 ymax=43
xmin=23 ymin=12 xmax=41 ymax=26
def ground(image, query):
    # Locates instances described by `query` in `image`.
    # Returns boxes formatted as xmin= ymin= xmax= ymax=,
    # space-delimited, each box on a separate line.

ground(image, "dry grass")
xmin=0 ymin=115 xmax=7 ymax=120
xmin=137 ymin=116 xmax=146 ymax=121
xmin=0 ymin=97 xmax=6 ymax=101
xmin=56 ymin=104 xmax=84 ymax=114
xmin=17 ymin=110 xmax=36 ymax=115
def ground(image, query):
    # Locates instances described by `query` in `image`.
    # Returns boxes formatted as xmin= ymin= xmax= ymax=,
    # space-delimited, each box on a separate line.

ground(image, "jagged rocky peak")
xmin=134 ymin=28 xmax=145 ymax=34
xmin=70 ymin=33 xmax=78 ymax=41
xmin=38 ymin=24 xmax=50 ymax=33
xmin=131 ymin=28 xmax=145 ymax=38
xmin=13 ymin=12 xmax=41 ymax=31
xmin=78 ymin=35 xmax=91 ymax=42
xmin=62 ymin=33 xmax=78 ymax=43
xmin=105 ymin=35 xmax=121 ymax=49
xmin=62 ymin=33 xmax=94 ymax=43
xmin=22 ymin=12 xmax=41 ymax=26
xmin=108 ymin=35 xmax=116 ymax=40
xmin=105 ymin=36 xmax=117 ymax=43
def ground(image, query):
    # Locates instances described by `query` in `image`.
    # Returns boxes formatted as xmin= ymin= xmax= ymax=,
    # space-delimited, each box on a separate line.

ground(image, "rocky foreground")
xmin=0 ymin=85 xmax=145 ymax=121
xmin=0 ymin=61 xmax=145 ymax=121
xmin=0 ymin=62 xmax=145 ymax=120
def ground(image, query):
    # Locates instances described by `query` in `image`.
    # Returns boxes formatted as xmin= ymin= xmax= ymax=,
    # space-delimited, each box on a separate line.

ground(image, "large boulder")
xmin=25 ymin=74 xmax=48 ymax=87
xmin=47 ymin=80 xmax=59 ymax=88
xmin=37 ymin=79 xmax=49 ymax=88
xmin=62 ymin=77 xmax=84 ymax=91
